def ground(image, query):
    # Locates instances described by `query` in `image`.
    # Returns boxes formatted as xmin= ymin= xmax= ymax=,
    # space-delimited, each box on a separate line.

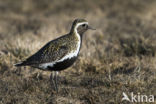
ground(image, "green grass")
xmin=0 ymin=0 xmax=156 ymax=104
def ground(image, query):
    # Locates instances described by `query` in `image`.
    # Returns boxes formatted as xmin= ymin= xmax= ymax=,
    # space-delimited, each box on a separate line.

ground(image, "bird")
xmin=14 ymin=19 xmax=95 ymax=92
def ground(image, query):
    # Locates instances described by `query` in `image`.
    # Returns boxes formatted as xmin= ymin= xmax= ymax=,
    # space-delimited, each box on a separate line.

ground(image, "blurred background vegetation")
xmin=0 ymin=0 xmax=156 ymax=104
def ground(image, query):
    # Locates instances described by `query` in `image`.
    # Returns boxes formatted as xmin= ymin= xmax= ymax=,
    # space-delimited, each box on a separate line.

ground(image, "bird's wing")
xmin=21 ymin=39 xmax=69 ymax=66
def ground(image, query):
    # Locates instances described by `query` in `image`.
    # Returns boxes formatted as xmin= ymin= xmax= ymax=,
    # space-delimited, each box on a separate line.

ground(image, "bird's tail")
xmin=14 ymin=61 xmax=26 ymax=67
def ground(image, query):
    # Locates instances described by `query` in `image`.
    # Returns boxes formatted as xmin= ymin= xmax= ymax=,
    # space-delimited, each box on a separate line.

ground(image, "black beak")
xmin=88 ymin=25 xmax=96 ymax=30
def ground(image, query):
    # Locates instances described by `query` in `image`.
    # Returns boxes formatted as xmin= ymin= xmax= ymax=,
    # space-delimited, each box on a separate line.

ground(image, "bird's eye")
xmin=82 ymin=24 xmax=86 ymax=27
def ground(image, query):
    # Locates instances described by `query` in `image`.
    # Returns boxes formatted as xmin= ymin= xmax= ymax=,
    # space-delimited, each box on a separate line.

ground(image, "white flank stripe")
xmin=39 ymin=62 xmax=54 ymax=69
xmin=39 ymin=22 xmax=88 ymax=69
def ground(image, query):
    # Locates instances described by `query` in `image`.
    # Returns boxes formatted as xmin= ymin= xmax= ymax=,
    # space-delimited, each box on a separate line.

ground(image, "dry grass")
xmin=0 ymin=0 xmax=156 ymax=104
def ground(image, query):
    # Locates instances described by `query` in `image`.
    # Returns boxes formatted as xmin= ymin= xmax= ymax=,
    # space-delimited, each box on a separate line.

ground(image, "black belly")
xmin=47 ymin=57 xmax=77 ymax=71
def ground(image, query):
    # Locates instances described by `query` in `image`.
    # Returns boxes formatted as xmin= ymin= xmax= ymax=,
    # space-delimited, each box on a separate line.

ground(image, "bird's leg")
xmin=54 ymin=71 xmax=59 ymax=92
xmin=50 ymin=72 xmax=55 ymax=91
xmin=50 ymin=72 xmax=59 ymax=92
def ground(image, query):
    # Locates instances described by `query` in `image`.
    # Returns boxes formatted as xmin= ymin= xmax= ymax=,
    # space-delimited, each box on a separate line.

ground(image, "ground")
xmin=0 ymin=0 xmax=156 ymax=104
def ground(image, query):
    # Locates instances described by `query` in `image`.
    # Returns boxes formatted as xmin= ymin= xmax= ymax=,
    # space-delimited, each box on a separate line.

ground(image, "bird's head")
xmin=70 ymin=19 xmax=95 ymax=35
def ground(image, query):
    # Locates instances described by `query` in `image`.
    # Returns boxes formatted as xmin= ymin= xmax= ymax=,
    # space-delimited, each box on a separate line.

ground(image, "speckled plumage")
xmin=22 ymin=34 xmax=79 ymax=68
xmin=15 ymin=19 xmax=94 ymax=71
